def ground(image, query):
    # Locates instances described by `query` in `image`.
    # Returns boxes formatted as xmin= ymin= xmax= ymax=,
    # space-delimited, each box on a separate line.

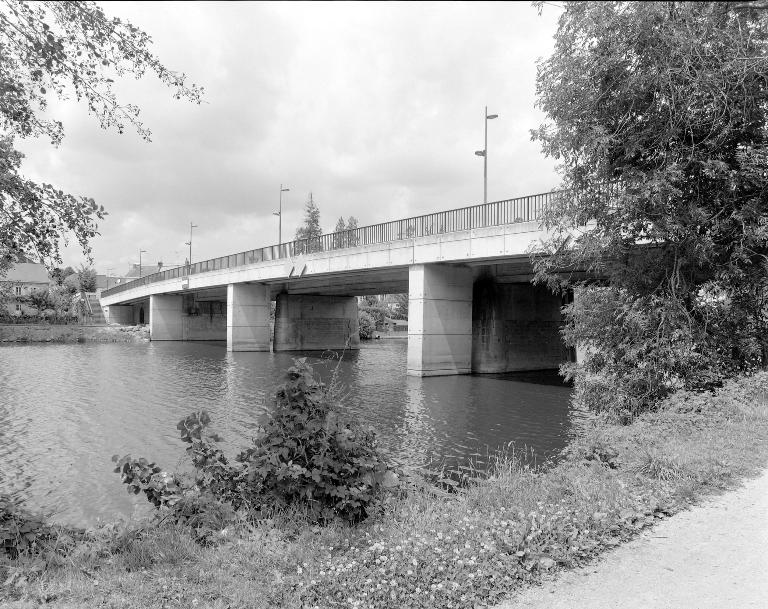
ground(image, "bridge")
xmin=101 ymin=189 xmax=577 ymax=376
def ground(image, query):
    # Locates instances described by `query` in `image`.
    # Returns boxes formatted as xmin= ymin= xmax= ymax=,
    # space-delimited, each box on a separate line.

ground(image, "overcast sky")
xmin=17 ymin=1 xmax=562 ymax=274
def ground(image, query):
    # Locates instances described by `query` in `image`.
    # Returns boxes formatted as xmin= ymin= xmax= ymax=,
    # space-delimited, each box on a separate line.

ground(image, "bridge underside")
xmin=104 ymin=259 xmax=572 ymax=376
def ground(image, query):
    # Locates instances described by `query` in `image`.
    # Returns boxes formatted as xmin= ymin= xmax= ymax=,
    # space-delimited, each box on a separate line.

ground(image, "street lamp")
xmin=138 ymin=250 xmax=147 ymax=278
xmin=185 ymin=221 xmax=198 ymax=265
xmin=273 ymin=184 xmax=289 ymax=244
xmin=474 ymin=105 xmax=499 ymax=205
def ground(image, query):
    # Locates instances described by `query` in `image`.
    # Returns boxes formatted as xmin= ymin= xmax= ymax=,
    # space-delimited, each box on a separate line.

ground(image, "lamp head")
xmin=273 ymin=211 xmax=281 ymax=217
xmin=486 ymin=114 xmax=498 ymax=120
xmin=474 ymin=150 xmax=486 ymax=157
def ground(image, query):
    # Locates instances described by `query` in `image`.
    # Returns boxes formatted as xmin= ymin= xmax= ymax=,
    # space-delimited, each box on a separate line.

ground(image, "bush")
xmin=114 ymin=359 xmax=395 ymax=528
xmin=358 ymin=310 xmax=376 ymax=339
xmin=240 ymin=358 xmax=394 ymax=522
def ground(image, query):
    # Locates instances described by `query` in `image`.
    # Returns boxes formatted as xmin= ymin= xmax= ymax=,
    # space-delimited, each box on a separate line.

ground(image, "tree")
xmin=332 ymin=215 xmax=360 ymax=248
xmin=63 ymin=272 xmax=80 ymax=295
xmin=358 ymin=310 xmax=376 ymax=340
xmin=295 ymin=193 xmax=322 ymax=253
xmin=532 ymin=1 xmax=768 ymax=415
xmin=389 ymin=293 xmax=408 ymax=320
xmin=76 ymin=264 xmax=97 ymax=292
xmin=28 ymin=288 xmax=53 ymax=316
xmin=358 ymin=295 xmax=389 ymax=329
xmin=0 ymin=0 xmax=202 ymax=269
xmin=346 ymin=215 xmax=359 ymax=246
xmin=333 ymin=216 xmax=346 ymax=249
xmin=48 ymin=284 xmax=72 ymax=319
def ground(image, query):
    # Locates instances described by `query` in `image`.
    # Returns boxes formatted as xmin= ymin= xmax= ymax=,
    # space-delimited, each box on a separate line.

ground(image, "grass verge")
xmin=2 ymin=372 xmax=767 ymax=608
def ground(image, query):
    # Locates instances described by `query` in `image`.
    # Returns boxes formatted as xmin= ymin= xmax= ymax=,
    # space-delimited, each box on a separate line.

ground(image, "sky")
xmin=17 ymin=1 xmax=563 ymax=274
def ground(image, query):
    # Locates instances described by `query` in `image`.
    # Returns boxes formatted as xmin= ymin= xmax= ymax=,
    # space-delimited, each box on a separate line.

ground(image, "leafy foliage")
xmin=0 ymin=495 xmax=72 ymax=558
xmin=358 ymin=295 xmax=389 ymax=329
xmin=76 ymin=264 xmax=97 ymax=292
xmin=26 ymin=288 xmax=53 ymax=316
xmin=113 ymin=360 xmax=394 ymax=529
xmin=240 ymin=359 xmax=394 ymax=522
xmin=532 ymin=1 xmax=768 ymax=412
xmin=0 ymin=0 xmax=202 ymax=267
xmin=358 ymin=310 xmax=376 ymax=340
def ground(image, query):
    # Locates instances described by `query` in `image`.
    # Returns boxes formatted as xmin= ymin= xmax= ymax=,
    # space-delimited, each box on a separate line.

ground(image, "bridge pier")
xmin=273 ymin=293 xmax=360 ymax=351
xmin=471 ymin=277 xmax=569 ymax=372
xmin=149 ymin=294 xmax=183 ymax=340
xmin=407 ymin=264 xmax=473 ymax=376
xmin=227 ymin=283 xmax=271 ymax=351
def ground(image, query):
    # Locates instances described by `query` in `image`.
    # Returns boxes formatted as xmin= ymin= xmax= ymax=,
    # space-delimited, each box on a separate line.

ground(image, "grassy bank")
xmin=0 ymin=324 xmax=149 ymax=343
xmin=2 ymin=372 xmax=767 ymax=608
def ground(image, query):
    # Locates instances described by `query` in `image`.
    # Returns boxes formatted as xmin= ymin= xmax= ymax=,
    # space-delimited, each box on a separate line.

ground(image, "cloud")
xmin=13 ymin=1 xmax=561 ymax=273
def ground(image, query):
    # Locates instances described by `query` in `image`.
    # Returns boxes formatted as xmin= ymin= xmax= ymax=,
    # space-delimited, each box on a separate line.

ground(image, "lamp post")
xmin=138 ymin=250 xmax=147 ymax=278
xmin=474 ymin=106 xmax=499 ymax=205
xmin=185 ymin=221 xmax=198 ymax=265
xmin=106 ymin=267 xmax=114 ymax=289
xmin=273 ymin=184 xmax=289 ymax=244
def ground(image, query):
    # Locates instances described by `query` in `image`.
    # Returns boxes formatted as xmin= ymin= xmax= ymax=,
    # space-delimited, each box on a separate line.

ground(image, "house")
xmin=381 ymin=316 xmax=407 ymax=333
xmin=1 ymin=260 xmax=50 ymax=316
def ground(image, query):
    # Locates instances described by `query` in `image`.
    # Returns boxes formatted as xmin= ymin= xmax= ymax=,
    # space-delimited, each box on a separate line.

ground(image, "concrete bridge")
xmin=101 ymin=189 xmax=576 ymax=376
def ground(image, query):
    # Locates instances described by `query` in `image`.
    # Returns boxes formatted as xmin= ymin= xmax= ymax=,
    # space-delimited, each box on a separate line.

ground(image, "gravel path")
xmin=494 ymin=468 xmax=768 ymax=609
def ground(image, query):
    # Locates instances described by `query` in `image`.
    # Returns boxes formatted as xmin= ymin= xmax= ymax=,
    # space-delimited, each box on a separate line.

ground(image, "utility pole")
xmin=474 ymin=105 xmax=499 ymax=205
xmin=274 ymin=184 xmax=290 ymax=243
xmin=185 ymin=221 xmax=198 ymax=264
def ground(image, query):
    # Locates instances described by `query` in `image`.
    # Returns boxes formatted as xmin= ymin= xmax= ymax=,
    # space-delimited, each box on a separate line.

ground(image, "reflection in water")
xmin=0 ymin=341 xmax=582 ymax=527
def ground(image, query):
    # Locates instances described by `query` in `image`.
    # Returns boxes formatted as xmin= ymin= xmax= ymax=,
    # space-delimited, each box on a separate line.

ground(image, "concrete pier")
xmin=149 ymin=294 xmax=183 ymax=340
xmin=227 ymin=283 xmax=270 ymax=351
xmin=273 ymin=293 xmax=359 ymax=351
xmin=407 ymin=263 xmax=473 ymax=376
xmin=471 ymin=278 xmax=568 ymax=372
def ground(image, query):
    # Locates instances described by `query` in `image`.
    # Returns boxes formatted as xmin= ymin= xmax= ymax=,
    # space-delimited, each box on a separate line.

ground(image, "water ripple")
xmin=0 ymin=341 xmax=581 ymax=527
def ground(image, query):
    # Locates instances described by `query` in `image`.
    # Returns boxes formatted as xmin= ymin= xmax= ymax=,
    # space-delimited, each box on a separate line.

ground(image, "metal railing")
xmin=102 ymin=187 xmax=588 ymax=299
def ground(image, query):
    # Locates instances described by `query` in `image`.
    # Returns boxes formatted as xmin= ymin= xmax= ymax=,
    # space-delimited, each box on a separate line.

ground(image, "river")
xmin=0 ymin=340 xmax=582 ymax=527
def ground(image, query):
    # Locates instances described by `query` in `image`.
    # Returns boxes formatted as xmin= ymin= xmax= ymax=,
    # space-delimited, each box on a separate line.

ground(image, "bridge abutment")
xmin=226 ymin=283 xmax=271 ymax=351
xmin=407 ymin=264 xmax=473 ymax=376
xmin=105 ymin=304 xmax=134 ymax=325
xmin=273 ymin=293 xmax=360 ymax=351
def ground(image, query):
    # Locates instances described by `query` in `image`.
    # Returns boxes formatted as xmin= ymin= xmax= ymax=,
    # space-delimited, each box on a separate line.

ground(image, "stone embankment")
xmin=0 ymin=324 xmax=150 ymax=343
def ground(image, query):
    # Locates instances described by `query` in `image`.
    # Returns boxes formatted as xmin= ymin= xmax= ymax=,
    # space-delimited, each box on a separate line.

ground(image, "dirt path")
xmin=495 ymin=468 xmax=768 ymax=609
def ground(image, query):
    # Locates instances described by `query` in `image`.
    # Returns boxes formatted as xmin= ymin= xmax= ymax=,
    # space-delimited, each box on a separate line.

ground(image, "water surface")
xmin=0 ymin=340 xmax=581 ymax=527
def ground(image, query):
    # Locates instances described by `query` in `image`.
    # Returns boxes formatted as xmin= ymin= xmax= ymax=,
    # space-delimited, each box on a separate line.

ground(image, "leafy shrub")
xmin=114 ymin=359 xmax=395 ymax=527
xmin=239 ymin=358 xmax=394 ymax=522
xmin=560 ymin=285 xmax=750 ymax=418
xmin=111 ymin=455 xmax=182 ymax=508
xmin=0 ymin=495 xmax=81 ymax=559
xmin=358 ymin=310 xmax=376 ymax=340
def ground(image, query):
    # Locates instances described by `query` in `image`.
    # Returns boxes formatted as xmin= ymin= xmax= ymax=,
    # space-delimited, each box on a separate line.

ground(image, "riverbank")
xmin=0 ymin=324 xmax=149 ymax=343
xmin=494 ymin=467 xmax=768 ymax=609
xmin=1 ymin=371 xmax=766 ymax=608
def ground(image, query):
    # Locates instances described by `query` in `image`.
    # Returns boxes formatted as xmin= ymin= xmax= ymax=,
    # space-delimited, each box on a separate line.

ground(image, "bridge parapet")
xmin=103 ymin=188 xmax=566 ymax=299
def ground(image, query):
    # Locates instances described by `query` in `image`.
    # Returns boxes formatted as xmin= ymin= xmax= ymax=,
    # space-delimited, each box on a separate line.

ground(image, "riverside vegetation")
xmin=1 ymin=361 xmax=767 ymax=608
